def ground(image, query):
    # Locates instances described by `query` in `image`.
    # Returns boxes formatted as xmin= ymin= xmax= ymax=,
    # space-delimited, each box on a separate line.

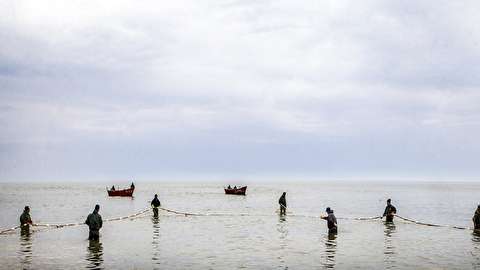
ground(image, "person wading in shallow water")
xmin=278 ymin=192 xmax=287 ymax=215
xmin=321 ymin=207 xmax=338 ymax=234
xmin=85 ymin=205 xmax=103 ymax=240
xmin=151 ymin=194 xmax=161 ymax=217
xmin=383 ymin=199 xmax=397 ymax=222
xmin=473 ymin=205 xmax=480 ymax=231
xmin=20 ymin=206 xmax=33 ymax=234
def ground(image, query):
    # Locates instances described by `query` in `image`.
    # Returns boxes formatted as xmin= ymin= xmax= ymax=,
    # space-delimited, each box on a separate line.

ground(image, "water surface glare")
xmin=0 ymin=182 xmax=479 ymax=269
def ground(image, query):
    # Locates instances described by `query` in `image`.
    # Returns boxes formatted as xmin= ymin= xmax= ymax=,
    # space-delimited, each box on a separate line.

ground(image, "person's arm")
xmin=85 ymin=215 xmax=90 ymax=225
xmin=99 ymin=215 xmax=103 ymax=229
xmin=383 ymin=207 xmax=388 ymax=217
xmin=392 ymin=206 xmax=397 ymax=215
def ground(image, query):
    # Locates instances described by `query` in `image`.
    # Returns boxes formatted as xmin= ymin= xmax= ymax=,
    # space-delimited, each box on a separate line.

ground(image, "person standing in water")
xmin=151 ymin=194 xmax=161 ymax=217
xmin=20 ymin=206 xmax=33 ymax=234
xmin=383 ymin=199 xmax=397 ymax=222
xmin=85 ymin=205 xmax=103 ymax=240
xmin=473 ymin=205 xmax=480 ymax=231
xmin=321 ymin=207 xmax=338 ymax=234
xmin=278 ymin=192 xmax=287 ymax=215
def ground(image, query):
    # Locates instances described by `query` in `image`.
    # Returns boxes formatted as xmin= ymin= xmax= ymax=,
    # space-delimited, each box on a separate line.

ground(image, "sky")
xmin=1 ymin=0 xmax=480 ymax=182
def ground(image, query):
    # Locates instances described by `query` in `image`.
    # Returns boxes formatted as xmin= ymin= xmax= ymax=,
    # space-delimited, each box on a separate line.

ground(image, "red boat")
xmin=224 ymin=186 xmax=247 ymax=195
xmin=107 ymin=186 xmax=135 ymax=197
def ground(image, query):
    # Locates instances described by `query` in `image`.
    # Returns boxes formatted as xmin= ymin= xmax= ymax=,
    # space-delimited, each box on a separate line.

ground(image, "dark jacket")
xmin=20 ymin=211 xmax=32 ymax=226
xmin=383 ymin=205 xmax=397 ymax=217
xmin=85 ymin=211 xmax=103 ymax=231
xmin=151 ymin=197 xmax=161 ymax=208
xmin=322 ymin=212 xmax=337 ymax=231
xmin=474 ymin=209 xmax=480 ymax=230
xmin=279 ymin=195 xmax=286 ymax=207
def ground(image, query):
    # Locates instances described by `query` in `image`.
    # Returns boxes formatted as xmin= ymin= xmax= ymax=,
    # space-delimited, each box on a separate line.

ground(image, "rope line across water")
xmin=394 ymin=215 xmax=472 ymax=230
xmin=0 ymin=208 xmax=151 ymax=235
xmin=157 ymin=207 xmax=474 ymax=231
xmin=1 ymin=207 xmax=474 ymax=235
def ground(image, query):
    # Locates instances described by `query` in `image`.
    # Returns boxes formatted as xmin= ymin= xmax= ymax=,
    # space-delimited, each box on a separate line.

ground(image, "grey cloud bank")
xmin=1 ymin=0 xmax=479 ymax=182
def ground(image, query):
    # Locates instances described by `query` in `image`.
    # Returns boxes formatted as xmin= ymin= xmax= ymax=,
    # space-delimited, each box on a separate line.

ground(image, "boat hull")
xmin=224 ymin=186 xmax=247 ymax=195
xmin=107 ymin=187 xmax=134 ymax=197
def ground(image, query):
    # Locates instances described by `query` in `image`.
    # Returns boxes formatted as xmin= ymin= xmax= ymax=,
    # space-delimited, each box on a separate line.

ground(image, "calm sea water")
xmin=1 ymin=181 xmax=479 ymax=269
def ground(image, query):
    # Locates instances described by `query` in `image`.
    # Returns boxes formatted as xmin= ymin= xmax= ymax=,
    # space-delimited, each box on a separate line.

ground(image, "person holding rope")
xmin=278 ymin=192 xmax=287 ymax=215
xmin=321 ymin=207 xmax=338 ymax=234
xmin=473 ymin=205 xmax=480 ymax=231
xmin=19 ymin=206 xmax=33 ymax=234
xmin=85 ymin=204 xmax=103 ymax=240
xmin=151 ymin=194 xmax=161 ymax=217
xmin=383 ymin=199 xmax=397 ymax=222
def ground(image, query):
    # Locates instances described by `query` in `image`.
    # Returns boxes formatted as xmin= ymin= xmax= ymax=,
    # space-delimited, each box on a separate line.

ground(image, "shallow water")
xmin=1 ymin=181 xmax=479 ymax=269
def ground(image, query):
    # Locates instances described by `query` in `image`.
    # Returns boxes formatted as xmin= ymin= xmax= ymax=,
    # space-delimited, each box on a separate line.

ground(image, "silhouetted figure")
xmin=473 ymin=205 xmax=480 ymax=231
xmin=383 ymin=199 xmax=397 ymax=222
xmin=85 ymin=205 xmax=103 ymax=240
xmin=233 ymin=186 xmax=237 ymax=189
xmin=279 ymin=192 xmax=287 ymax=215
xmin=151 ymin=194 xmax=161 ymax=217
xmin=111 ymin=185 xmax=115 ymax=191
xmin=227 ymin=185 xmax=231 ymax=189
xmin=321 ymin=207 xmax=338 ymax=234
xmin=130 ymin=182 xmax=135 ymax=189
xmin=19 ymin=206 xmax=33 ymax=234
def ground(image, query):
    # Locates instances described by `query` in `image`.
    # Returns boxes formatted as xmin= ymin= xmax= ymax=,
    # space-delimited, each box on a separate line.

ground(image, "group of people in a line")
xmin=278 ymin=193 xmax=479 ymax=234
xmin=19 ymin=193 xmax=161 ymax=240
xmin=18 ymin=194 xmax=480 ymax=239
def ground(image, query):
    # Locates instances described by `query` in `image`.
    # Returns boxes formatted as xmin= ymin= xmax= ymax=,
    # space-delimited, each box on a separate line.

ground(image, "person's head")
xmin=282 ymin=192 xmax=286 ymax=196
xmin=387 ymin=199 xmax=391 ymax=205
xmin=94 ymin=204 xmax=100 ymax=212
xmin=326 ymin=207 xmax=331 ymax=214
xmin=154 ymin=194 xmax=158 ymax=198
xmin=24 ymin=206 xmax=30 ymax=213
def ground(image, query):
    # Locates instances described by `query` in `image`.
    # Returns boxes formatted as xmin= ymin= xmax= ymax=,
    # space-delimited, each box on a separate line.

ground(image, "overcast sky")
xmin=1 ymin=0 xmax=479 ymax=182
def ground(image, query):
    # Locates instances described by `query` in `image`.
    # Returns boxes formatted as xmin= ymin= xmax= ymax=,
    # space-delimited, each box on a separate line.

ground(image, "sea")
xmin=1 ymin=181 xmax=479 ymax=269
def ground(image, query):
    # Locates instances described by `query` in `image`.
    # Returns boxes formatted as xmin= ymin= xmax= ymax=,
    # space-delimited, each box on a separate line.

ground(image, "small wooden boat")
xmin=107 ymin=186 xmax=135 ymax=197
xmin=224 ymin=186 xmax=247 ymax=195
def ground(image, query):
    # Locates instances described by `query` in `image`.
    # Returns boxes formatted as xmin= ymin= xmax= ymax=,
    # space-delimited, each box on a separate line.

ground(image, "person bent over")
xmin=85 ymin=204 xmax=103 ymax=240
xmin=321 ymin=207 xmax=338 ymax=234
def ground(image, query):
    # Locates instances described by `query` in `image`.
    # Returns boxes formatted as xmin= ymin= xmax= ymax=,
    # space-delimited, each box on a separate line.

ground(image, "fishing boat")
xmin=224 ymin=186 xmax=247 ymax=195
xmin=107 ymin=185 xmax=135 ymax=197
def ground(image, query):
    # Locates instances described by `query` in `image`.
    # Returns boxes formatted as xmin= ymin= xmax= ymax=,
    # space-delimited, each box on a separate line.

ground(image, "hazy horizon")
xmin=1 ymin=1 xmax=480 ymax=182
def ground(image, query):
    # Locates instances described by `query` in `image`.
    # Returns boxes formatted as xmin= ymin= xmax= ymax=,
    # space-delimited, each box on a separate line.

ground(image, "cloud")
xmin=1 ymin=0 xmax=480 ymax=180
